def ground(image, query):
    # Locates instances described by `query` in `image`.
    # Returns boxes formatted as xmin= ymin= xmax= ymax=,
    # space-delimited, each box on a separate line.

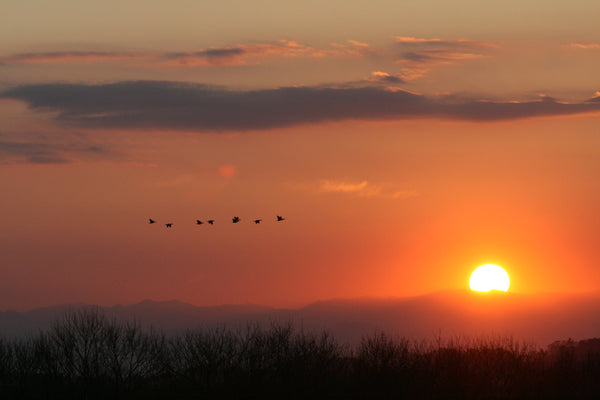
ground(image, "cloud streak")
xmin=0 ymin=51 xmax=148 ymax=64
xmin=0 ymin=141 xmax=70 ymax=164
xmin=369 ymin=71 xmax=406 ymax=84
xmin=2 ymin=81 xmax=599 ymax=132
xmin=162 ymin=40 xmax=372 ymax=66
xmin=0 ymin=40 xmax=371 ymax=68
xmin=319 ymin=179 xmax=417 ymax=199
xmin=394 ymin=36 xmax=496 ymax=81
xmin=571 ymin=43 xmax=600 ymax=49
xmin=0 ymin=129 xmax=107 ymax=165
xmin=396 ymin=37 xmax=496 ymax=48
xmin=0 ymin=139 xmax=105 ymax=164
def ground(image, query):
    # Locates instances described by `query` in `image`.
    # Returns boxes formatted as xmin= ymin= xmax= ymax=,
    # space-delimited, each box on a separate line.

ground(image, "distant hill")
xmin=281 ymin=291 xmax=600 ymax=345
xmin=0 ymin=300 xmax=274 ymax=337
xmin=2 ymin=290 xmax=600 ymax=345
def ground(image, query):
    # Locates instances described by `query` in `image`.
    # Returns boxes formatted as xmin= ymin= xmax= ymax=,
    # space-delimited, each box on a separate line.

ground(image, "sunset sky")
xmin=2 ymin=0 xmax=600 ymax=310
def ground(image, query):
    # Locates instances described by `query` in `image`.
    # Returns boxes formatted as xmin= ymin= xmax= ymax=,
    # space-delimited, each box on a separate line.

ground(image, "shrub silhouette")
xmin=2 ymin=308 xmax=600 ymax=399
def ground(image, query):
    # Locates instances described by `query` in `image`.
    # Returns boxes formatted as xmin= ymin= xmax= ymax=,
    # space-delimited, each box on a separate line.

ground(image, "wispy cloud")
xmin=369 ymin=71 xmax=406 ymax=84
xmin=570 ymin=43 xmax=600 ymax=49
xmin=0 ymin=134 xmax=106 ymax=165
xmin=402 ymin=50 xmax=484 ymax=63
xmin=394 ymin=36 xmax=496 ymax=81
xmin=0 ymin=51 xmax=148 ymax=64
xmin=320 ymin=180 xmax=369 ymax=193
xmin=3 ymin=81 xmax=599 ymax=132
xmin=586 ymin=91 xmax=600 ymax=102
xmin=396 ymin=37 xmax=496 ymax=48
xmin=0 ymin=141 xmax=69 ymax=164
xmin=0 ymin=40 xmax=372 ymax=68
xmin=318 ymin=179 xmax=417 ymax=199
xmin=162 ymin=40 xmax=372 ymax=67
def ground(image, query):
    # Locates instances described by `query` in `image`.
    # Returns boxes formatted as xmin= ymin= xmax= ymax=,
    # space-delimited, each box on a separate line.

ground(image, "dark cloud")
xmin=402 ymin=51 xmax=435 ymax=62
xmin=165 ymin=48 xmax=245 ymax=61
xmin=0 ymin=135 xmax=107 ymax=165
xmin=27 ymin=155 xmax=70 ymax=164
xmin=202 ymin=48 xmax=245 ymax=57
xmin=2 ymin=81 xmax=600 ymax=132
xmin=161 ymin=41 xmax=352 ymax=66
xmin=370 ymin=71 xmax=406 ymax=84
xmin=0 ymin=141 xmax=69 ymax=164
xmin=400 ymin=50 xmax=484 ymax=64
xmin=585 ymin=92 xmax=600 ymax=102
xmin=394 ymin=37 xmax=495 ymax=81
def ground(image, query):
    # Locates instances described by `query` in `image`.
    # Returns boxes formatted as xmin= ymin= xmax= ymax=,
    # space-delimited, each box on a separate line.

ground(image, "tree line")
xmin=1 ymin=307 xmax=599 ymax=399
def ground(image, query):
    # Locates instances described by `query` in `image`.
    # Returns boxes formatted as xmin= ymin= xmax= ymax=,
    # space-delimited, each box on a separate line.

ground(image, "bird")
xmin=232 ymin=216 xmax=240 ymax=223
xmin=276 ymin=215 xmax=285 ymax=221
xmin=196 ymin=220 xmax=203 ymax=225
xmin=254 ymin=219 xmax=262 ymax=224
xmin=149 ymin=218 xmax=156 ymax=224
xmin=165 ymin=223 xmax=172 ymax=228
xmin=207 ymin=220 xmax=214 ymax=225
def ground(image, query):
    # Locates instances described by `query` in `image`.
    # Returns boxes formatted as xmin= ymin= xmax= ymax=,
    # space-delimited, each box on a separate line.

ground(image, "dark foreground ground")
xmin=1 ymin=308 xmax=599 ymax=399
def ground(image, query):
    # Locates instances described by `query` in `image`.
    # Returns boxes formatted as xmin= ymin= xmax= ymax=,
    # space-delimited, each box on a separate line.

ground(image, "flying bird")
xmin=207 ymin=220 xmax=214 ymax=225
xmin=254 ymin=219 xmax=262 ymax=224
xmin=165 ymin=223 xmax=172 ymax=228
xmin=276 ymin=215 xmax=285 ymax=222
xmin=232 ymin=216 xmax=240 ymax=223
xmin=196 ymin=220 xmax=203 ymax=225
xmin=149 ymin=218 xmax=156 ymax=224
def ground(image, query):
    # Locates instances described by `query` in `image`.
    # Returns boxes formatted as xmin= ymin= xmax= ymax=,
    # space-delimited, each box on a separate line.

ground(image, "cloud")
xmin=162 ymin=40 xmax=370 ymax=67
xmin=0 ymin=51 xmax=148 ymax=64
xmin=318 ymin=179 xmax=417 ymax=199
xmin=320 ymin=180 xmax=369 ymax=193
xmin=0 ymin=40 xmax=371 ymax=68
xmin=2 ymin=81 xmax=600 ymax=132
xmin=27 ymin=155 xmax=71 ymax=164
xmin=402 ymin=50 xmax=484 ymax=63
xmin=396 ymin=37 xmax=496 ymax=49
xmin=394 ymin=36 xmax=496 ymax=81
xmin=0 ymin=141 xmax=70 ymax=164
xmin=0 ymin=131 xmax=107 ymax=165
xmin=370 ymin=71 xmax=405 ymax=84
xmin=163 ymin=47 xmax=250 ymax=66
xmin=571 ymin=43 xmax=600 ymax=49
xmin=586 ymin=91 xmax=600 ymax=102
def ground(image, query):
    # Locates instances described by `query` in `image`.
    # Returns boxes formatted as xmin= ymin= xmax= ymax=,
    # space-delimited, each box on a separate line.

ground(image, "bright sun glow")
xmin=469 ymin=264 xmax=510 ymax=292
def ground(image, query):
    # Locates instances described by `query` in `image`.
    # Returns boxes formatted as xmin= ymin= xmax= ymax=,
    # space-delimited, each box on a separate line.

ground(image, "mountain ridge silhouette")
xmin=2 ymin=290 xmax=600 ymax=345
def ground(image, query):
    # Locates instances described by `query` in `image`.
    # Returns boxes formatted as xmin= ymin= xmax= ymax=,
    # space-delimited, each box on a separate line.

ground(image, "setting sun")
xmin=469 ymin=264 xmax=510 ymax=292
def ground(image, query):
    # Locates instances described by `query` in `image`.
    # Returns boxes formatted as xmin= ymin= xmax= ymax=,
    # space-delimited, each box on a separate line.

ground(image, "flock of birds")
xmin=149 ymin=216 xmax=285 ymax=228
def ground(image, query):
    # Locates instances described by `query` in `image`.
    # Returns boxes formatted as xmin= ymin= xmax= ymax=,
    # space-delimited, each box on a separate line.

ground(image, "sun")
xmin=469 ymin=264 xmax=510 ymax=292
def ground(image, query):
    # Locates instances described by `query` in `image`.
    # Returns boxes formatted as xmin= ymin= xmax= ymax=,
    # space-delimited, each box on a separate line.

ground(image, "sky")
xmin=2 ymin=0 xmax=600 ymax=310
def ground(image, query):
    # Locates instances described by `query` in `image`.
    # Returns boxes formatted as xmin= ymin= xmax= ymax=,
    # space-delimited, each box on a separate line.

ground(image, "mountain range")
xmin=2 ymin=290 xmax=600 ymax=346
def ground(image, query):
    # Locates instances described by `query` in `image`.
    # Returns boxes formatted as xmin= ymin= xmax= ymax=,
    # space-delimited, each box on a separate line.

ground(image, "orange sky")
xmin=1 ymin=1 xmax=600 ymax=310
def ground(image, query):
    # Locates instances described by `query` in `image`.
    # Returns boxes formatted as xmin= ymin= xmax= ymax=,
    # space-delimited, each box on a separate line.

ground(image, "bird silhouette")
xmin=148 ymin=215 xmax=287 ymax=228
